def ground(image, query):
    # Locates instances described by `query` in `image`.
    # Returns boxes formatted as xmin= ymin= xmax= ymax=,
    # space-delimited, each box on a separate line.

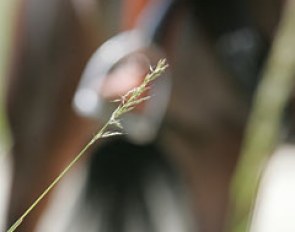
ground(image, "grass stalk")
xmin=6 ymin=59 xmax=168 ymax=232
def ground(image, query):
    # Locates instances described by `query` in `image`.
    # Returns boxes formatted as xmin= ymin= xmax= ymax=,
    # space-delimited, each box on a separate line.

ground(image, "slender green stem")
xmin=7 ymin=136 xmax=96 ymax=232
xmin=6 ymin=59 xmax=168 ymax=232
xmin=7 ymin=121 xmax=111 ymax=232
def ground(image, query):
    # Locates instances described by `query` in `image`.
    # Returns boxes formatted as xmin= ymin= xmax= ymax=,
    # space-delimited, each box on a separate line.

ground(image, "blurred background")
xmin=1 ymin=0 xmax=295 ymax=232
xmin=0 ymin=1 xmax=14 ymax=153
xmin=0 ymin=0 xmax=16 ymax=229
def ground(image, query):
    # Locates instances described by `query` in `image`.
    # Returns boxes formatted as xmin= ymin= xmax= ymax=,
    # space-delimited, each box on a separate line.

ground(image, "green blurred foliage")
xmin=0 ymin=0 xmax=17 ymax=155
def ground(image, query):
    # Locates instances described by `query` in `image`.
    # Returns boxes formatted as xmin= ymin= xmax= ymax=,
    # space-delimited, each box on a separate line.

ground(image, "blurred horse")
xmin=5 ymin=0 xmax=283 ymax=231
